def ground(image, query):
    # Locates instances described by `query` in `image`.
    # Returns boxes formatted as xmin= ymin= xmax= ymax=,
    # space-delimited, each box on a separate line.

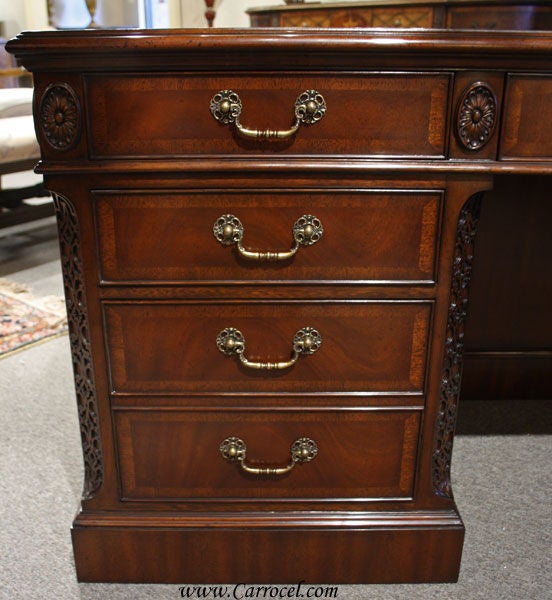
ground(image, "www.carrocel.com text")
xmin=179 ymin=582 xmax=339 ymax=599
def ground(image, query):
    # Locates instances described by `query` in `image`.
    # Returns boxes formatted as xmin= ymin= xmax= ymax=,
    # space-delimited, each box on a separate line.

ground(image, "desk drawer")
xmin=95 ymin=189 xmax=442 ymax=284
xmin=500 ymin=75 xmax=552 ymax=160
xmin=104 ymin=300 xmax=431 ymax=394
xmin=86 ymin=73 xmax=450 ymax=158
xmin=115 ymin=409 xmax=420 ymax=501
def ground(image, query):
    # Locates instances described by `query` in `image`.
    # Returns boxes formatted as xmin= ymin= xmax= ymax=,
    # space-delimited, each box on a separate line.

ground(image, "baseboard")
xmin=72 ymin=511 xmax=464 ymax=583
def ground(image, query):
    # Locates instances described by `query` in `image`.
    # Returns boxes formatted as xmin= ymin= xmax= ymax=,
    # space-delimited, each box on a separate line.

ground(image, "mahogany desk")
xmin=7 ymin=29 xmax=552 ymax=583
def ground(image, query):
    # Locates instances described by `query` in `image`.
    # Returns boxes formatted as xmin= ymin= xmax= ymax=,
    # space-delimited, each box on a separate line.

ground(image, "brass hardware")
xmin=220 ymin=436 xmax=318 ymax=475
xmin=216 ymin=326 xmax=321 ymax=370
xmin=213 ymin=214 xmax=323 ymax=262
xmin=209 ymin=89 xmax=326 ymax=140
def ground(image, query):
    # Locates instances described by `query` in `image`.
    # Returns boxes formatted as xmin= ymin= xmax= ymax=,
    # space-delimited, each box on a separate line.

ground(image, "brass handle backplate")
xmin=213 ymin=214 xmax=323 ymax=262
xmin=210 ymin=89 xmax=326 ymax=140
xmin=220 ymin=436 xmax=318 ymax=475
xmin=216 ymin=326 xmax=321 ymax=370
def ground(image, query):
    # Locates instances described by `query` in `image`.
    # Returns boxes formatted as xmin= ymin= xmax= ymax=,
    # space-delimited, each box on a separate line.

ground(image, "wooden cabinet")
xmin=7 ymin=29 xmax=552 ymax=583
xmin=248 ymin=0 xmax=552 ymax=30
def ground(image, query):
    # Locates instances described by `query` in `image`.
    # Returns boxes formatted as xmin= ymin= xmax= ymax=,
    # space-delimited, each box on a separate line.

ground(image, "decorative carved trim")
xmin=39 ymin=83 xmax=81 ymax=151
xmin=456 ymin=82 xmax=497 ymax=151
xmin=433 ymin=192 xmax=483 ymax=497
xmin=53 ymin=194 xmax=103 ymax=500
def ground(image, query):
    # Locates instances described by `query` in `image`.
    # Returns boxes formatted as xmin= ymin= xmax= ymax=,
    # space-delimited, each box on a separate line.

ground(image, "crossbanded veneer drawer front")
xmin=104 ymin=301 xmax=431 ymax=394
xmin=499 ymin=74 xmax=552 ymax=160
xmin=95 ymin=189 xmax=442 ymax=284
xmin=85 ymin=73 xmax=450 ymax=158
xmin=114 ymin=409 xmax=420 ymax=500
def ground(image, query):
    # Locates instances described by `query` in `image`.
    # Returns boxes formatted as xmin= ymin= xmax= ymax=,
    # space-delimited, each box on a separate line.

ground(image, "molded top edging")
xmin=6 ymin=28 xmax=552 ymax=71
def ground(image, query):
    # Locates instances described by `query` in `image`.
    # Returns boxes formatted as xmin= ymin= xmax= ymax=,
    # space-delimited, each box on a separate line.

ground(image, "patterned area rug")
xmin=0 ymin=279 xmax=67 ymax=358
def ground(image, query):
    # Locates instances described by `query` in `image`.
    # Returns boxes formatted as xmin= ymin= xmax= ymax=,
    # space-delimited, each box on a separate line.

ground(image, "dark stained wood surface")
xmin=445 ymin=3 xmax=552 ymax=29
xmin=462 ymin=174 xmax=552 ymax=400
xmin=72 ymin=522 xmax=464 ymax=583
xmin=86 ymin=73 xmax=450 ymax=158
xmin=6 ymin=29 xmax=552 ymax=583
xmin=500 ymin=75 xmax=552 ymax=160
xmin=95 ymin=189 xmax=442 ymax=284
xmin=248 ymin=0 xmax=552 ymax=31
xmin=115 ymin=409 xmax=420 ymax=500
xmin=104 ymin=301 xmax=431 ymax=393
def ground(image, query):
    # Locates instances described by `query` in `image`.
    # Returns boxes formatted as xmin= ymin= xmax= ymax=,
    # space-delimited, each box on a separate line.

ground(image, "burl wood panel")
xmin=279 ymin=8 xmax=372 ymax=27
xmin=104 ymin=301 xmax=432 ymax=394
xmin=271 ymin=6 xmax=433 ymax=28
xmin=95 ymin=189 xmax=442 ymax=284
xmin=500 ymin=75 xmax=552 ymax=160
xmin=372 ymin=7 xmax=433 ymax=28
xmin=86 ymin=74 xmax=450 ymax=158
xmin=250 ymin=1 xmax=552 ymax=31
xmin=115 ymin=409 xmax=420 ymax=500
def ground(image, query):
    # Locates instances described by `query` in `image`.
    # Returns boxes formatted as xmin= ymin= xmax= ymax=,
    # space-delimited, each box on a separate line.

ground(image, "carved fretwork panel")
xmin=433 ymin=192 xmax=483 ymax=497
xmin=53 ymin=193 xmax=103 ymax=500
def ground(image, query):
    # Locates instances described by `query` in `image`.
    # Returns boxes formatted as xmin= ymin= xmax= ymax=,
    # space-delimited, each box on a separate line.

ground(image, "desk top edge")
xmin=7 ymin=27 xmax=552 ymax=57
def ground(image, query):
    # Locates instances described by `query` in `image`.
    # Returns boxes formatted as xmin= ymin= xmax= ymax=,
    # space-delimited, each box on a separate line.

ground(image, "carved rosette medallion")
xmin=39 ymin=83 xmax=81 ymax=151
xmin=433 ymin=192 xmax=483 ymax=497
xmin=456 ymin=83 xmax=497 ymax=151
xmin=52 ymin=194 xmax=103 ymax=500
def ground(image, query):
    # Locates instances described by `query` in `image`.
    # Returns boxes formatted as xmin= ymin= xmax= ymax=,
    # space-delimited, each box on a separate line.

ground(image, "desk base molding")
xmin=72 ymin=511 xmax=464 ymax=583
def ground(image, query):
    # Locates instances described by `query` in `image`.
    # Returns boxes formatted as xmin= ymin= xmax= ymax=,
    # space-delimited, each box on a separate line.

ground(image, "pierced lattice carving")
xmin=53 ymin=193 xmax=103 ymax=500
xmin=433 ymin=192 xmax=483 ymax=497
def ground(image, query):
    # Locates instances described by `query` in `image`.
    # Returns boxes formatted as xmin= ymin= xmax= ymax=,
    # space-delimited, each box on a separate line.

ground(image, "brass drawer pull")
xmin=213 ymin=214 xmax=323 ymax=262
xmin=216 ymin=326 xmax=321 ymax=370
xmin=210 ymin=89 xmax=326 ymax=140
xmin=220 ymin=436 xmax=318 ymax=475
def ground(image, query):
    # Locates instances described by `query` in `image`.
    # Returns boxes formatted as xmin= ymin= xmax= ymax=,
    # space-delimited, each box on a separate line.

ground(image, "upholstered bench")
xmin=0 ymin=88 xmax=39 ymax=168
xmin=0 ymin=86 xmax=51 ymax=225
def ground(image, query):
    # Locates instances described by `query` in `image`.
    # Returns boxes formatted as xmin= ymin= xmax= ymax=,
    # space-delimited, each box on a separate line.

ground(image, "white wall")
xmin=1 ymin=0 xmax=299 ymax=35
xmin=216 ymin=0 xmax=262 ymax=27
xmin=1 ymin=0 xmax=49 ymax=38
xmin=0 ymin=3 xmax=25 ymax=38
xmin=51 ymin=0 xmax=140 ymax=29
